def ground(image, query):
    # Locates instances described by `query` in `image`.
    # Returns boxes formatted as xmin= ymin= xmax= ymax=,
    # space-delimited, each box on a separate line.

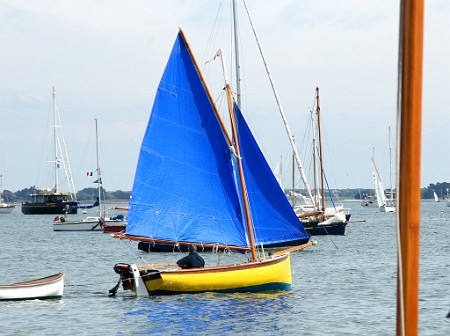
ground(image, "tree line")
xmin=291 ymin=182 xmax=450 ymax=200
xmin=2 ymin=182 xmax=447 ymax=202
xmin=1 ymin=186 xmax=130 ymax=203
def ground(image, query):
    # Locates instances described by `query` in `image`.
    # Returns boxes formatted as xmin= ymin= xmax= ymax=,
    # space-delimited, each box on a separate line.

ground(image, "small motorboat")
xmin=0 ymin=272 xmax=64 ymax=301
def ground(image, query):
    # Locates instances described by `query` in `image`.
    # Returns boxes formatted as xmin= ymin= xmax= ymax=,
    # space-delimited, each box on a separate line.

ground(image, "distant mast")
xmin=315 ymin=87 xmax=326 ymax=215
xmin=94 ymin=118 xmax=103 ymax=218
xmin=52 ymin=87 xmax=59 ymax=193
xmin=50 ymin=88 xmax=77 ymax=200
xmin=232 ymin=0 xmax=242 ymax=108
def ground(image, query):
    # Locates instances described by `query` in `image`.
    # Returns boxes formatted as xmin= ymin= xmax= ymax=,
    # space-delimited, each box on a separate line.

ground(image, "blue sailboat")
xmin=112 ymin=29 xmax=312 ymax=295
xmin=128 ymin=38 xmax=309 ymax=251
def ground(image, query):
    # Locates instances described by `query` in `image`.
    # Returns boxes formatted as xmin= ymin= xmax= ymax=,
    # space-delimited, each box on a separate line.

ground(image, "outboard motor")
xmin=109 ymin=263 xmax=160 ymax=297
xmin=109 ymin=263 xmax=134 ymax=296
xmin=113 ymin=263 xmax=134 ymax=290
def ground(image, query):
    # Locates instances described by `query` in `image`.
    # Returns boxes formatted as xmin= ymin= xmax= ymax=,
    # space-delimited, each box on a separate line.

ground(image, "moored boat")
xmin=52 ymin=118 xmax=127 ymax=231
xmin=0 ymin=201 xmax=15 ymax=214
xmin=101 ymin=218 xmax=126 ymax=233
xmin=311 ymin=222 xmax=347 ymax=235
xmin=0 ymin=176 xmax=16 ymax=214
xmin=22 ymin=190 xmax=78 ymax=215
xmin=294 ymin=88 xmax=350 ymax=236
xmin=22 ymin=88 xmax=78 ymax=215
xmin=0 ymin=272 xmax=64 ymax=301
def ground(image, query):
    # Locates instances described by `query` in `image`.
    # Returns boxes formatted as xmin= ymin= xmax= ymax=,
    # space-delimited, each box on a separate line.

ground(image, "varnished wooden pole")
xmin=396 ymin=1 xmax=424 ymax=335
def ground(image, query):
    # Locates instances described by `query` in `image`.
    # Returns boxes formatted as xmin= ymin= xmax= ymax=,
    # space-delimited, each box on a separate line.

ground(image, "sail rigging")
xmin=241 ymin=0 xmax=315 ymax=207
xmin=50 ymin=88 xmax=77 ymax=199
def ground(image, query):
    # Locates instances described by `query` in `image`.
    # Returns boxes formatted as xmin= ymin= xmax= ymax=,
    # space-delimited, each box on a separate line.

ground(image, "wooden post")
xmin=396 ymin=1 xmax=424 ymax=335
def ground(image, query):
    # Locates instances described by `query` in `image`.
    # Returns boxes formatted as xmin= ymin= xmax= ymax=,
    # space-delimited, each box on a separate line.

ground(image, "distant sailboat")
xmin=0 ymin=200 xmax=14 ymax=214
xmin=371 ymin=154 xmax=395 ymax=213
xmin=0 ymin=174 xmax=15 ymax=214
xmin=273 ymin=155 xmax=284 ymax=191
xmin=21 ymin=88 xmax=79 ymax=215
xmin=371 ymin=131 xmax=396 ymax=213
xmin=433 ymin=191 xmax=440 ymax=202
xmin=53 ymin=118 xmax=126 ymax=231
xmin=294 ymin=88 xmax=350 ymax=235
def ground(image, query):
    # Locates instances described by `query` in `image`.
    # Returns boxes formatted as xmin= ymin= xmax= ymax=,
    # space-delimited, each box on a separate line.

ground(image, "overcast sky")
xmin=0 ymin=0 xmax=447 ymax=194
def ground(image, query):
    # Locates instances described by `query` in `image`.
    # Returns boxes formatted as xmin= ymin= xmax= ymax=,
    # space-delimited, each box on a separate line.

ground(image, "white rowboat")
xmin=0 ymin=272 xmax=64 ymax=301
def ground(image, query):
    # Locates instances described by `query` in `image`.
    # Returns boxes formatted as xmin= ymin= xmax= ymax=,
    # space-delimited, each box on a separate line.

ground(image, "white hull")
xmin=381 ymin=205 xmax=396 ymax=213
xmin=53 ymin=216 xmax=125 ymax=231
xmin=295 ymin=204 xmax=349 ymax=225
xmin=0 ymin=204 xmax=15 ymax=214
xmin=319 ymin=211 xmax=347 ymax=225
xmin=0 ymin=273 xmax=64 ymax=301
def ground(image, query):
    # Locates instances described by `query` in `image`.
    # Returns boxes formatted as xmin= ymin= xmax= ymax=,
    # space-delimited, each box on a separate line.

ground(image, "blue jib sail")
xmin=233 ymin=103 xmax=309 ymax=246
xmin=125 ymin=31 xmax=308 ymax=248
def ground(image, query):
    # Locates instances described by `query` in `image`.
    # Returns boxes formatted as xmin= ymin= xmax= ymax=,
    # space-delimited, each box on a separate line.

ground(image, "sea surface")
xmin=0 ymin=200 xmax=448 ymax=335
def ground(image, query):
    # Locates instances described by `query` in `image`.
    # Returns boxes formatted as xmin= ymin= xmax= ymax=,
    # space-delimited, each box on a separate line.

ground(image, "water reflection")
xmin=117 ymin=291 xmax=294 ymax=335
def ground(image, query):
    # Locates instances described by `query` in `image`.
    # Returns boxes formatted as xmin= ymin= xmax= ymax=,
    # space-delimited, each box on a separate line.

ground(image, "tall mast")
xmin=316 ymin=87 xmax=326 ymax=213
xmin=219 ymin=48 xmax=257 ymax=261
xmin=310 ymin=106 xmax=318 ymax=208
xmin=396 ymin=0 xmax=423 ymax=335
xmin=50 ymin=88 xmax=77 ymax=199
xmin=291 ymin=136 xmax=295 ymax=208
xmin=94 ymin=117 xmax=102 ymax=218
xmin=388 ymin=126 xmax=393 ymax=203
xmin=52 ymin=87 xmax=59 ymax=193
xmin=232 ymin=0 xmax=242 ymax=107
xmin=242 ymin=0 xmax=315 ymax=208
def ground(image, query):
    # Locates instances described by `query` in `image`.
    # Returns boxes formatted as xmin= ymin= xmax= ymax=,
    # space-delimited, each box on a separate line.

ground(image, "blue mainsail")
xmin=125 ymin=31 xmax=308 ymax=248
xmin=126 ymin=32 xmax=246 ymax=247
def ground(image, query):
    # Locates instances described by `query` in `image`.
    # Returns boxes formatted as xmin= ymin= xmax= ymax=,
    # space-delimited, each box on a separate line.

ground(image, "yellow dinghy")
xmin=113 ymin=254 xmax=291 ymax=296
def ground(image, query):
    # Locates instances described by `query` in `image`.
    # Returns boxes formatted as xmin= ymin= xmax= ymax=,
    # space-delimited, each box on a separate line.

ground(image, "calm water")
xmin=0 ymin=201 xmax=448 ymax=335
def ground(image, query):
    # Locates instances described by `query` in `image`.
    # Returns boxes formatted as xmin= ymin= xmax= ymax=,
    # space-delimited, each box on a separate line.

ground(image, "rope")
xmin=322 ymin=225 xmax=339 ymax=250
xmin=65 ymin=283 xmax=107 ymax=287
xmin=118 ymin=236 xmax=150 ymax=265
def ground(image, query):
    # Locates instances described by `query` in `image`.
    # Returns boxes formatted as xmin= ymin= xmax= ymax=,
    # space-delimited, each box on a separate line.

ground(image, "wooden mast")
xmin=216 ymin=48 xmax=258 ymax=261
xmin=224 ymin=82 xmax=258 ymax=261
xmin=315 ymin=87 xmax=326 ymax=215
xmin=396 ymin=0 xmax=423 ymax=335
xmin=292 ymin=136 xmax=296 ymax=208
